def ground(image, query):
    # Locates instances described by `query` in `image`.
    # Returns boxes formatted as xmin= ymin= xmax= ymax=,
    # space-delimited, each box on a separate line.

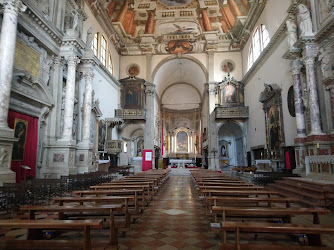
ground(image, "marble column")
xmin=61 ymin=55 xmax=80 ymax=142
xmin=115 ymin=0 xmax=128 ymax=22
xmin=144 ymin=83 xmax=155 ymax=167
xmin=0 ymin=0 xmax=26 ymax=185
xmin=326 ymin=83 xmax=334 ymax=133
xmin=303 ymin=47 xmax=323 ymax=135
xmin=291 ymin=59 xmax=307 ymax=137
xmin=208 ymin=83 xmax=219 ymax=171
xmin=0 ymin=0 xmax=26 ymax=129
xmin=82 ymin=70 xmax=94 ymax=143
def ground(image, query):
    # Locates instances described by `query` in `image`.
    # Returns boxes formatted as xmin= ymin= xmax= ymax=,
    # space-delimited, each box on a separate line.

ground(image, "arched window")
xmin=91 ymin=33 xmax=99 ymax=56
xmin=100 ymin=35 xmax=107 ymax=67
xmin=108 ymin=53 xmax=113 ymax=74
xmin=248 ymin=24 xmax=271 ymax=70
xmin=252 ymin=28 xmax=261 ymax=61
xmin=261 ymin=24 xmax=270 ymax=48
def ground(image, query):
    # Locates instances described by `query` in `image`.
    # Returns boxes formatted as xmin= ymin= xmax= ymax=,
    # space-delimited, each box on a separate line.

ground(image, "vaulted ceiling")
xmin=88 ymin=0 xmax=267 ymax=55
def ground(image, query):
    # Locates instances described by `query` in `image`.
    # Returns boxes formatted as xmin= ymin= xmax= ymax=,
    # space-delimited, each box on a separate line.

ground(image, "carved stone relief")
xmin=0 ymin=147 xmax=9 ymax=168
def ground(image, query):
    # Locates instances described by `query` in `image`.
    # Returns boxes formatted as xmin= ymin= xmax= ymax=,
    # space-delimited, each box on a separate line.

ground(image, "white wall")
xmin=242 ymin=0 xmax=297 ymax=151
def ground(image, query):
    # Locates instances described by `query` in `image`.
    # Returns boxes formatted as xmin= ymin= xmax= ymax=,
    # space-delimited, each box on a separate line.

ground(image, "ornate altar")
xmin=259 ymin=83 xmax=285 ymax=163
xmin=215 ymin=74 xmax=249 ymax=119
xmin=115 ymin=76 xmax=146 ymax=120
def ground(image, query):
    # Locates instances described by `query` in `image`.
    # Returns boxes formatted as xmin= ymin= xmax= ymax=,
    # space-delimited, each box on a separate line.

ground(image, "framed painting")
xmin=12 ymin=118 xmax=28 ymax=161
xmin=223 ymin=85 xmax=236 ymax=103
xmin=177 ymin=131 xmax=188 ymax=152
xmin=124 ymin=84 xmax=142 ymax=109
xmin=221 ymin=145 xmax=228 ymax=157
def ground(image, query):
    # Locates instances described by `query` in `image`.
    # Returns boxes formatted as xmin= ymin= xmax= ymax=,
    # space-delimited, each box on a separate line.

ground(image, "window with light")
xmin=91 ymin=33 xmax=99 ymax=56
xmin=248 ymin=24 xmax=270 ymax=70
xmin=108 ymin=53 xmax=113 ymax=74
xmin=100 ymin=35 xmax=107 ymax=67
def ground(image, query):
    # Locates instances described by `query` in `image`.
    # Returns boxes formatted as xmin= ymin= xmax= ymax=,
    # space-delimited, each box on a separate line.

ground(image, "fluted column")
xmin=326 ymin=83 xmax=334 ymax=133
xmin=0 ymin=0 xmax=26 ymax=129
xmin=145 ymin=11 xmax=155 ymax=34
xmin=115 ymin=0 xmax=128 ymax=22
xmin=202 ymin=10 xmax=212 ymax=31
xmin=303 ymin=47 xmax=323 ymax=135
xmin=82 ymin=70 xmax=94 ymax=142
xmin=291 ymin=59 xmax=307 ymax=138
xmin=61 ymin=55 xmax=80 ymax=141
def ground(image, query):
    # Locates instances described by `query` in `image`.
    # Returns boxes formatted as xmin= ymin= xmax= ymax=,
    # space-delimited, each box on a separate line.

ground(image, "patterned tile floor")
xmin=117 ymin=174 xmax=220 ymax=250
xmin=1 ymin=171 xmax=334 ymax=249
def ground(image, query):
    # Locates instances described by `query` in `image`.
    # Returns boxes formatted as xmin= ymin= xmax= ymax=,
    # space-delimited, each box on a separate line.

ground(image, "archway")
xmin=217 ymin=122 xmax=245 ymax=167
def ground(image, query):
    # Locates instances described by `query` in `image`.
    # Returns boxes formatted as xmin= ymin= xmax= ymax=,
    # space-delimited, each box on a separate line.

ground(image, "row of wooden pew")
xmin=0 ymin=169 xmax=170 ymax=250
xmin=190 ymin=169 xmax=334 ymax=250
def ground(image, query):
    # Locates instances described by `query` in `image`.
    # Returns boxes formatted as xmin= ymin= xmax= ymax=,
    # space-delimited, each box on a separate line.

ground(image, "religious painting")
xmin=268 ymin=106 xmax=280 ymax=150
xmin=98 ymin=120 xmax=106 ymax=151
xmin=12 ymin=118 xmax=28 ymax=161
xmin=221 ymin=145 xmax=228 ymax=157
xmin=53 ymin=153 xmax=65 ymax=163
xmin=221 ymin=60 xmax=234 ymax=73
xmin=287 ymin=86 xmax=296 ymax=117
xmin=176 ymin=131 xmax=188 ymax=152
xmin=223 ymin=85 xmax=236 ymax=103
xmin=137 ymin=139 xmax=144 ymax=157
xmin=124 ymin=84 xmax=141 ymax=109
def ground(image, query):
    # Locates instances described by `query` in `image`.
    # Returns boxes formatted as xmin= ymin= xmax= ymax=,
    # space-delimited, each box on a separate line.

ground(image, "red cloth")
xmin=8 ymin=110 xmax=38 ymax=182
xmin=285 ymin=151 xmax=291 ymax=170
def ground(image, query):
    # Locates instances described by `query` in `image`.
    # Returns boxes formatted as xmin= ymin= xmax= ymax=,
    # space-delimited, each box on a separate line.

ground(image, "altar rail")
xmin=305 ymin=155 xmax=334 ymax=177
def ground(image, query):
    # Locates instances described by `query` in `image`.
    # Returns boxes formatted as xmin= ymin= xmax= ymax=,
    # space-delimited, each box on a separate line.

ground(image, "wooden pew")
xmin=72 ymin=189 xmax=143 ymax=215
xmin=201 ymin=190 xmax=279 ymax=198
xmin=199 ymin=186 xmax=264 ymax=191
xmin=20 ymin=204 xmax=122 ymax=246
xmin=0 ymin=219 xmax=103 ymax=250
xmin=211 ymin=206 xmax=330 ymax=224
xmin=218 ymin=221 xmax=334 ymax=249
xmin=197 ymin=182 xmax=254 ymax=187
xmin=53 ymin=196 xmax=134 ymax=228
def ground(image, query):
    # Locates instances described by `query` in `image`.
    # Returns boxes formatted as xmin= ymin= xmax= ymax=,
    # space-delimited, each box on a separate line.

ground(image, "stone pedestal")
xmin=76 ymin=146 xmax=94 ymax=173
xmin=0 ymin=128 xmax=17 ymax=185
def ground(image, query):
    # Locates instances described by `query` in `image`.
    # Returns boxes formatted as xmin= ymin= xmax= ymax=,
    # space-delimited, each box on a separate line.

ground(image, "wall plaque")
xmin=14 ymin=39 xmax=40 ymax=78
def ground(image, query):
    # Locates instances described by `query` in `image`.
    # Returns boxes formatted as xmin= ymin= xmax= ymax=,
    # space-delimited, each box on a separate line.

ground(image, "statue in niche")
xmin=86 ymin=27 xmax=94 ymax=50
xmin=298 ymin=4 xmax=313 ymax=36
xmin=286 ymin=15 xmax=298 ymax=48
xmin=72 ymin=9 xmax=79 ymax=30
xmin=318 ymin=47 xmax=333 ymax=78
xmin=42 ymin=56 xmax=53 ymax=86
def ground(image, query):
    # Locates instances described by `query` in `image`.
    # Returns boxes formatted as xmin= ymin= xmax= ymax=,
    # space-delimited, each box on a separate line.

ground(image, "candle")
xmin=316 ymin=143 xmax=320 ymax=149
xmin=271 ymin=151 xmax=273 ymax=156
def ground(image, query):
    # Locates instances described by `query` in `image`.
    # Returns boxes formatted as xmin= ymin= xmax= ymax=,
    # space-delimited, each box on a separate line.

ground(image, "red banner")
xmin=8 ymin=110 xmax=38 ymax=182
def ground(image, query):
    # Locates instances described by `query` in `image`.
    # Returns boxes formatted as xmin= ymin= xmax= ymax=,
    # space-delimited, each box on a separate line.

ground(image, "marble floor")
xmin=117 ymin=174 xmax=220 ymax=250
xmin=1 ymin=173 xmax=334 ymax=249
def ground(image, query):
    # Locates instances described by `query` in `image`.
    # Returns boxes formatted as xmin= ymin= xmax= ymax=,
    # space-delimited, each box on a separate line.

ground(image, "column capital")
xmin=65 ymin=55 xmax=80 ymax=67
xmin=291 ymin=59 xmax=303 ymax=75
xmin=0 ymin=0 xmax=26 ymax=14
xmin=84 ymin=70 xmax=94 ymax=81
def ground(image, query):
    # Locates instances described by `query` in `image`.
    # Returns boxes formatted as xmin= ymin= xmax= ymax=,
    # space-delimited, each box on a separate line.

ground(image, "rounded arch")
xmin=151 ymin=54 xmax=209 ymax=83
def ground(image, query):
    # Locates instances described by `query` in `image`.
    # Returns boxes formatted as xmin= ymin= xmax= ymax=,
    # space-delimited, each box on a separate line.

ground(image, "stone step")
xmin=274 ymin=179 xmax=325 ymax=194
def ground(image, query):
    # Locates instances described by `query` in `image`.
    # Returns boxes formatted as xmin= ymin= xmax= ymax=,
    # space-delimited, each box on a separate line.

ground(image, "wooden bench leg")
xmin=235 ymin=228 xmax=240 ymax=250
xmin=109 ymin=209 xmax=118 ymax=246
xmin=307 ymin=234 xmax=322 ymax=246
xmin=27 ymin=229 xmax=43 ymax=240
xmin=83 ymin=225 xmax=92 ymax=250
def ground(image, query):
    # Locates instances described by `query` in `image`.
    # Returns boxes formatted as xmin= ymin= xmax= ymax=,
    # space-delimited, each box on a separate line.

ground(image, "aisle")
xmin=118 ymin=175 xmax=219 ymax=250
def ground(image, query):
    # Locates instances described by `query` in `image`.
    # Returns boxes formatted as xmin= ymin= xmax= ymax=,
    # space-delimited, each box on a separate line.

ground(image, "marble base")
xmin=0 ymin=127 xmax=17 ymax=186
xmin=0 ymin=169 xmax=16 ymax=186
xmin=293 ymin=167 xmax=306 ymax=177
xmin=41 ymin=142 xmax=78 ymax=178
xmin=76 ymin=146 xmax=94 ymax=174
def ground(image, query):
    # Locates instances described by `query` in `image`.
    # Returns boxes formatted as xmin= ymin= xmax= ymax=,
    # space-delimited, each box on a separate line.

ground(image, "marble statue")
xmin=286 ymin=15 xmax=297 ymax=48
xmin=318 ymin=47 xmax=333 ymax=78
xmin=298 ymin=4 xmax=313 ymax=36
xmin=72 ymin=9 xmax=79 ymax=30
xmin=86 ymin=27 xmax=94 ymax=49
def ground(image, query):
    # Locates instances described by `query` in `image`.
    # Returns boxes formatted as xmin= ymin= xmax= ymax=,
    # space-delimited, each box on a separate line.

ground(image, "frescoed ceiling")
xmin=87 ymin=0 xmax=267 ymax=55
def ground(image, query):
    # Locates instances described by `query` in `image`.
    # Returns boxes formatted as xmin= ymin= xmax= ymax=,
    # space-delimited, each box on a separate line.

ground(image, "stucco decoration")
xmin=156 ymin=21 xmax=200 ymax=36
xmin=127 ymin=64 xmax=140 ymax=77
